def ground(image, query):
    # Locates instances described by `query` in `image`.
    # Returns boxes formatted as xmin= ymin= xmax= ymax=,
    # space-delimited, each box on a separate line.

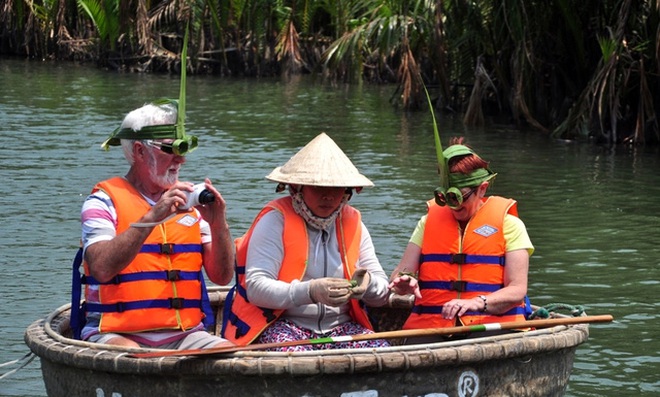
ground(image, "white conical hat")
xmin=266 ymin=133 xmax=374 ymax=187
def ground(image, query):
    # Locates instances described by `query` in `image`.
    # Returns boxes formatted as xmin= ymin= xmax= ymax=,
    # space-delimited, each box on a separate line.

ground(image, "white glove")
xmin=350 ymin=268 xmax=370 ymax=300
xmin=309 ymin=278 xmax=352 ymax=306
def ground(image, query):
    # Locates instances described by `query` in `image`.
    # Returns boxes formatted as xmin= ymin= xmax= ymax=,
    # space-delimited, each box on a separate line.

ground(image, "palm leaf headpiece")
xmin=101 ymin=24 xmax=197 ymax=155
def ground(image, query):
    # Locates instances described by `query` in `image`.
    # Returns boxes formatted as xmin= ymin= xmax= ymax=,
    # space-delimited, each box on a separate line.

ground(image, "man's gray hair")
xmin=120 ymin=103 xmax=178 ymax=164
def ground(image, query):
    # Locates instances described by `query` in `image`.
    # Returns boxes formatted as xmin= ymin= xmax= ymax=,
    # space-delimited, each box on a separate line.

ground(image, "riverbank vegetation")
xmin=1 ymin=0 xmax=658 ymax=145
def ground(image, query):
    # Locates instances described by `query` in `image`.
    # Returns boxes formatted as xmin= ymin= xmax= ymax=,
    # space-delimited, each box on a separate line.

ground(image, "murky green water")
xmin=1 ymin=58 xmax=658 ymax=396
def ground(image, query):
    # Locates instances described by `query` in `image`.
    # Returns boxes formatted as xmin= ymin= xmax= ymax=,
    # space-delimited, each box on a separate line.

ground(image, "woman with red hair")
xmin=389 ymin=137 xmax=534 ymax=335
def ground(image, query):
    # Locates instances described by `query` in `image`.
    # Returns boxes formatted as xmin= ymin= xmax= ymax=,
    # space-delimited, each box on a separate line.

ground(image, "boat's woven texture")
xmin=24 ymin=288 xmax=589 ymax=397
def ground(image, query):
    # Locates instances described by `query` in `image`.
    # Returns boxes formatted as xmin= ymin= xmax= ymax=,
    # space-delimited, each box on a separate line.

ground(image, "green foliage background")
xmin=1 ymin=0 xmax=658 ymax=145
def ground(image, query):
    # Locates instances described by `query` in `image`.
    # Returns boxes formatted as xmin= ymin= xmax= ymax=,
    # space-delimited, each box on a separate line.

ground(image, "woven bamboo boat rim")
xmin=25 ymin=300 xmax=589 ymax=377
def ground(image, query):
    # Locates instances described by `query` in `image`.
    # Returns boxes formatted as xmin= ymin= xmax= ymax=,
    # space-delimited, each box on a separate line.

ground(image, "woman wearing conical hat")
xmin=222 ymin=133 xmax=391 ymax=350
xmin=389 ymin=137 xmax=534 ymax=336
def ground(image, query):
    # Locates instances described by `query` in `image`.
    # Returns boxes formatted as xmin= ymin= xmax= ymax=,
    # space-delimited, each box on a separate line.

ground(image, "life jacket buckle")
xmin=169 ymin=297 xmax=184 ymax=309
xmin=449 ymin=280 xmax=468 ymax=292
xmin=450 ymin=254 xmax=467 ymax=264
xmin=166 ymin=270 xmax=181 ymax=281
xmin=160 ymin=243 xmax=175 ymax=254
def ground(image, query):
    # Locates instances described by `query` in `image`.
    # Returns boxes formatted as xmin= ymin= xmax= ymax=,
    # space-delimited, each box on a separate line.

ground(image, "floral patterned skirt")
xmin=257 ymin=318 xmax=391 ymax=352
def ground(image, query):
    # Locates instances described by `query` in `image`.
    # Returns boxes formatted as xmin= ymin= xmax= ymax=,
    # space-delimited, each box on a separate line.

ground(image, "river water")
xmin=0 ymin=58 xmax=658 ymax=396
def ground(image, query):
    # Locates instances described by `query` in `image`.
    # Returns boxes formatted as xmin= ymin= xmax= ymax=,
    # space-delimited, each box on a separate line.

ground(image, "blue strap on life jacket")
xmin=199 ymin=272 xmax=214 ymax=329
xmin=220 ymin=265 xmax=241 ymax=338
xmin=85 ymin=298 xmax=204 ymax=312
xmin=139 ymin=243 xmax=202 ymax=254
xmin=221 ymin=263 xmax=249 ymax=338
xmin=235 ymin=279 xmax=249 ymax=300
xmin=83 ymin=270 xmax=203 ymax=285
xmin=221 ymin=284 xmax=251 ymax=339
xmin=419 ymin=253 xmax=505 ymax=266
xmin=524 ymin=295 xmax=533 ymax=319
xmin=418 ymin=280 xmax=503 ymax=293
xmin=70 ymin=247 xmax=85 ymax=340
xmin=219 ymin=284 xmax=235 ymax=338
xmin=235 ymin=264 xmax=245 ymax=277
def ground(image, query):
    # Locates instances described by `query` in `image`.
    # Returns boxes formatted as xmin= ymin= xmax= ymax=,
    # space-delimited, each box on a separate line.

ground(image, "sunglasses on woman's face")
xmin=434 ymin=187 xmax=476 ymax=209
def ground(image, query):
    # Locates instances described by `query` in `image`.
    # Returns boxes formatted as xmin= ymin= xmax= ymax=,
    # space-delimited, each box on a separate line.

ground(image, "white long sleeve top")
xmin=244 ymin=209 xmax=390 ymax=334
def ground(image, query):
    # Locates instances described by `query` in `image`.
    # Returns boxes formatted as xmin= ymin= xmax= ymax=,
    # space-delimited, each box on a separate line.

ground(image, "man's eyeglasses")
xmin=145 ymin=140 xmax=177 ymax=155
xmin=434 ymin=187 xmax=477 ymax=209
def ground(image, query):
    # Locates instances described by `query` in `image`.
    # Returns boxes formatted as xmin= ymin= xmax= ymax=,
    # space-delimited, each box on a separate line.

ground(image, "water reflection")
xmin=1 ymin=58 xmax=658 ymax=396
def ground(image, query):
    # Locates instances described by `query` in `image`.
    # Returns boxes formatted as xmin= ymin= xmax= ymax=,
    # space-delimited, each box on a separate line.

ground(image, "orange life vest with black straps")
xmin=403 ymin=196 xmax=528 ymax=329
xmin=82 ymin=177 xmax=207 ymax=333
xmin=221 ymin=196 xmax=373 ymax=346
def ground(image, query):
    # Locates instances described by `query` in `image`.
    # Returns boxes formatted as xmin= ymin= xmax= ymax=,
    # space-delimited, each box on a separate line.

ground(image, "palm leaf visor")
xmin=100 ymin=104 xmax=198 ymax=156
xmin=100 ymin=25 xmax=195 ymax=156
xmin=433 ymin=145 xmax=497 ymax=208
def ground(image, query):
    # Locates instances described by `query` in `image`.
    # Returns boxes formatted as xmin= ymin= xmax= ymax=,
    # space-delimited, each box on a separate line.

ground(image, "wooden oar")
xmin=131 ymin=314 xmax=613 ymax=359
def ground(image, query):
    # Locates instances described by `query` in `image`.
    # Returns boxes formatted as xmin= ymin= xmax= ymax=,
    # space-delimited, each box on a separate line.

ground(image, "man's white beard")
xmin=147 ymin=151 xmax=178 ymax=189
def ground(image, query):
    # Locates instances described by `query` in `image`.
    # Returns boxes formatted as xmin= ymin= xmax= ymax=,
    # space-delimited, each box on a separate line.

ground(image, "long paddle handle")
xmin=132 ymin=314 xmax=613 ymax=358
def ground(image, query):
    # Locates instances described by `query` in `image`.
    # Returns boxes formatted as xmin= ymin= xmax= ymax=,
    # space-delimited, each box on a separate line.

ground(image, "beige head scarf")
xmin=266 ymin=132 xmax=374 ymax=187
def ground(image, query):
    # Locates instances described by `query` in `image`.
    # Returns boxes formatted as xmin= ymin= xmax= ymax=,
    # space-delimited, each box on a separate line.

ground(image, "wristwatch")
xmin=478 ymin=295 xmax=488 ymax=312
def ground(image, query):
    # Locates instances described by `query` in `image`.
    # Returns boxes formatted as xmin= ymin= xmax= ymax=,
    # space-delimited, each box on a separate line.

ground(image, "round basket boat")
xmin=25 ymin=287 xmax=589 ymax=397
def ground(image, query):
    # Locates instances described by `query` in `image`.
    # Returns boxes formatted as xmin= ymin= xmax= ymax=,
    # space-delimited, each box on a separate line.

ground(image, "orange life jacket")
xmin=221 ymin=196 xmax=372 ymax=345
xmin=82 ymin=177 xmax=206 ymax=333
xmin=403 ymin=196 xmax=528 ymax=329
